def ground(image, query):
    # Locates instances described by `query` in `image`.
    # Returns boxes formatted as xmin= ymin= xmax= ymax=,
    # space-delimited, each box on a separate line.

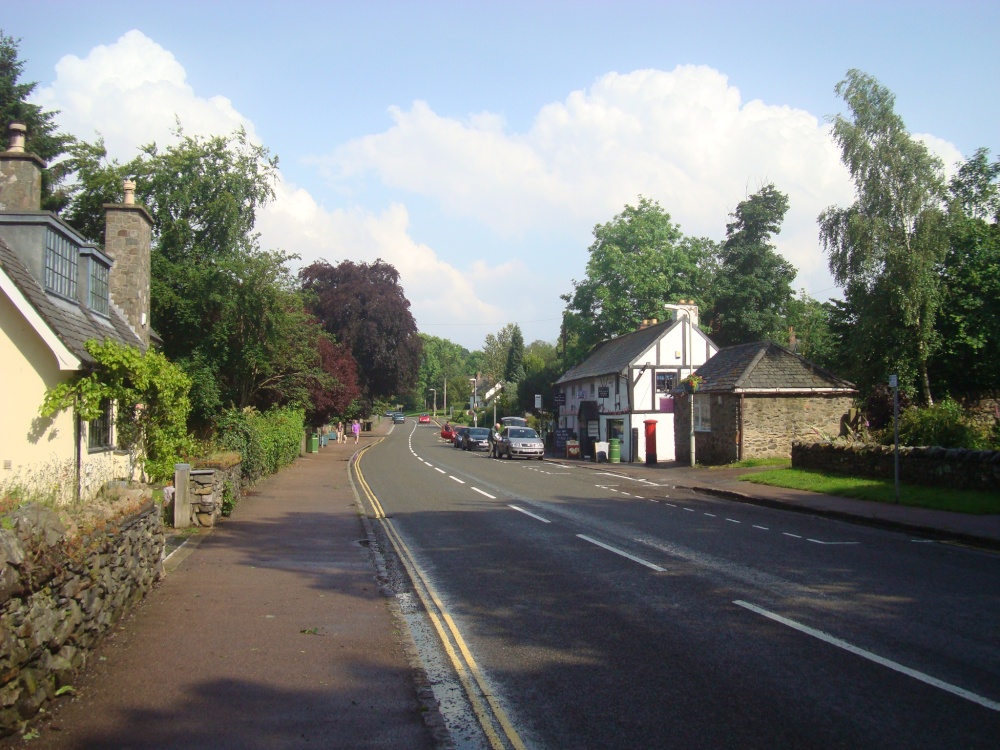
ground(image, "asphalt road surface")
xmin=359 ymin=421 xmax=1000 ymax=749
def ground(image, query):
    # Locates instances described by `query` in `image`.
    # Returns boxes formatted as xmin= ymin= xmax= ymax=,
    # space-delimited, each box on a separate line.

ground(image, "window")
xmin=44 ymin=228 xmax=78 ymax=299
xmin=656 ymin=372 xmax=676 ymax=393
xmin=88 ymin=400 xmax=114 ymax=451
xmin=693 ymin=394 xmax=711 ymax=432
xmin=89 ymin=258 xmax=110 ymax=315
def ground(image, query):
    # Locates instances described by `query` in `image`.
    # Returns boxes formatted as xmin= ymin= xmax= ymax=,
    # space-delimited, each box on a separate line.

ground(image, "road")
xmin=357 ymin=421 xmax=1000 ymax=749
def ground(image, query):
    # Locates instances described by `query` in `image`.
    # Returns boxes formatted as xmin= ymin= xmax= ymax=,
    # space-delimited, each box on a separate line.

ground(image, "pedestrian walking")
xmin=352 ymin=419 xmax=361 ymax=444
xmin=336 ymin=421 xmax=344 ymax=443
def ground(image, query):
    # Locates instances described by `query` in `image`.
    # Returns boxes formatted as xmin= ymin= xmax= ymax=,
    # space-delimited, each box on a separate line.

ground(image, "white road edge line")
xmin=733 ymin=600 xmax=1000 ymax=713
xmin=449 ymin=476 xmax=466 ymax=484
xmin=472 ymin=487 xmax=496 ymax=499
xmin=783 ymin=533 xmax=802 ymax=538
xmin=434 ymin=467 xmax=446 ymax=474
xmin=508 ymin=505 xmax=551 ymax=523
xmin=752 ymin=525 xmax=769 ymax=531
xmin=577 ymin=535 xmax=666 ymax=572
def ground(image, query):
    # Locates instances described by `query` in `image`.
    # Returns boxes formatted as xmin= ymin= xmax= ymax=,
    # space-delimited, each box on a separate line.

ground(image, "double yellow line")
xmin=352 ymin=443 xmax=527 ymax=750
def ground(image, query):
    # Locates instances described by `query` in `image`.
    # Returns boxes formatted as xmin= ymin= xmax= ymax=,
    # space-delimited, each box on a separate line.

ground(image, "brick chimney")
xmin=104 ymin=179 xmax=154 ymax=347
xmin=0 ymin=122 xmax=45 ymax=212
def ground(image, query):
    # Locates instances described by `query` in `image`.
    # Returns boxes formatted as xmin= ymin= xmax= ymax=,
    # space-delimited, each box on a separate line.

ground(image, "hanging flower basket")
xmin=681 ymin=374 xmax=703 ymax=394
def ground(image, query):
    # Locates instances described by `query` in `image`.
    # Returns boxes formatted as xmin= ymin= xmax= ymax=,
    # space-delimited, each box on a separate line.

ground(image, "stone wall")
xmin=0 ymin=499 xmax=164 ymax=736
xmin=171 ymin=458 xmax=242 ymax=528
xmin=792 ymin=441 xmax=1000 ymax=492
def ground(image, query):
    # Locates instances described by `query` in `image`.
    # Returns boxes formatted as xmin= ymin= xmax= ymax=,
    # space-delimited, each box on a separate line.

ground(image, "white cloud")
xmin=320 ymin=66 xmax=865 ymax=297
xmin=31 ymin=30 xmax=503 ymax=346
xmin=34 ymin=30 xmax=256 ymax=161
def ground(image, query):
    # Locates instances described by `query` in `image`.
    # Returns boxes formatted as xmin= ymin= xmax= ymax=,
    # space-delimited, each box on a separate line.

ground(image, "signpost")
xmin=890 ymin=374 xmax=899 ymax=503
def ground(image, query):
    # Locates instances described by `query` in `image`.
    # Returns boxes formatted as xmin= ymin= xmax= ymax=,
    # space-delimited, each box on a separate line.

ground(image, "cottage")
xmin=0 ymin=123 xmax=154 ymax=502
xmin=555 ymin=303 xmax=718 ymax=462
xmin=674 ymin=340 xmax=856 ymax=465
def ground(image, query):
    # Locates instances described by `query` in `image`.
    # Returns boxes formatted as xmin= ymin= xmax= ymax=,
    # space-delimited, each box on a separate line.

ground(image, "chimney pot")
xmin=7 ymin=123 xmax=26 ymax=153
xmin=123 ymin=179 xmax=136 ymax=205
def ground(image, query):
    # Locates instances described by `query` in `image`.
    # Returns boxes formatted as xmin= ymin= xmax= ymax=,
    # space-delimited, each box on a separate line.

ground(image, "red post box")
xmin=643 ymin=419 xmax=657 ymax=465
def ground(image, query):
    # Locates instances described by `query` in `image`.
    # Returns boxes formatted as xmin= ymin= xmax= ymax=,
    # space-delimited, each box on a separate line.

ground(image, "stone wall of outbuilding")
xmin=0 ymin=499 xmax=163 ymax=737
xmin=676 ymin=392 xmax=854 ymax=466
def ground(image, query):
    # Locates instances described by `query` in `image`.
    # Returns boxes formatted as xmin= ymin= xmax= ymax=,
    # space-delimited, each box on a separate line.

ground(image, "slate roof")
xmin=695 ymin=341 xmax=855 ymax=393
xmin=555 ymin=319 xmax=681 ymax=384
xmin=0 ymin=235 xmax=143 ymax=366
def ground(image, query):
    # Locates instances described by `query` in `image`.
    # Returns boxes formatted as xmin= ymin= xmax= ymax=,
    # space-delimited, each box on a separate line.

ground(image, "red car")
xmin=441 ymin=423 xmax=458 ymax=442
xmin=418 ymin=414 xmax=431 ymax=424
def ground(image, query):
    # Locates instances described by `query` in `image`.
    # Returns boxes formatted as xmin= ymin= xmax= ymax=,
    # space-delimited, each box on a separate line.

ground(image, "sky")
xmin=5 ymin=1 xmax=999 ymax=351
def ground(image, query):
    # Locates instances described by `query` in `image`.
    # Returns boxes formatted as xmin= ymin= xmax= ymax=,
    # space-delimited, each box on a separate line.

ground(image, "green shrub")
xmin=896 ymin=399 xmax=988 ymax=449
xmin=217 ymin=406 xmax=305 ymax=483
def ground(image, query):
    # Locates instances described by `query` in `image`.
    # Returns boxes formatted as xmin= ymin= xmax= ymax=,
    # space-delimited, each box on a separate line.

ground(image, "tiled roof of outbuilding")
xmin=0 ymin=236 xmax=143 ymax=366
xmin=696 ymin=341 xmax=855 ymax=393
xmin=555 ymin=320 xmax=680 ymax=383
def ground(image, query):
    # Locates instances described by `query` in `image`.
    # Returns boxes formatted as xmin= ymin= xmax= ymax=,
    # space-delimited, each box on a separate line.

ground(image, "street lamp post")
xmin=469 ymin=377 xmax=478 ymax=427
xmin=429 ymin=388 xmax=436 ymax=418
xmin=665 ymin=303 xmax=696 ymax=467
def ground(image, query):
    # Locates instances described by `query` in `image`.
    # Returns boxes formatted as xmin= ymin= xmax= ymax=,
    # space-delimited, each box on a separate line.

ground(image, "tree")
xmin=504 ymin=325 xmax=525 ymax=383
xmin=818 ymin=69 xmax=948 ymax=403
xmin=0 ymin=30 xmax=75 ymax=210
xmin=416 ymin=334 xmax=474 ymax=413
xmin=931 ymin=148 xmax=1000 ymax=396
xmin=708 ymin=184 xmax=796 ymax=346
xmin=776 ymin=292 xmax=838 ymax=371
xmin=65 ymin=129 xmax=349 ymax=426
xmin=305 ymin=334 xmax=361 ymax=426
xmin=301 ymin=259 xmax=422 ymax=409
xmin=561 ymin=196 xmax=717 ymax=364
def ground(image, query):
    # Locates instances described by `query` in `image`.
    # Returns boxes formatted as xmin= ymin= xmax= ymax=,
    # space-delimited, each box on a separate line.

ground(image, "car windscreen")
xmin=468 ymin=428 xmax=490 ymax=438
xmin=508 ymin=428 xmax=537 ymax=439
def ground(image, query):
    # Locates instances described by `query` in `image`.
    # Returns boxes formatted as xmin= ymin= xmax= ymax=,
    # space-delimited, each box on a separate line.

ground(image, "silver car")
xmin=497 ymin=427 xmax=544 ymax=460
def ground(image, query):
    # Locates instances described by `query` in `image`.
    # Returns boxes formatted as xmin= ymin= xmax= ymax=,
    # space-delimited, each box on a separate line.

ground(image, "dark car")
xmin=453 ymin=427 xmax=470 ymax=448
xmin=497 ymin=426 xmax=544 ymax=460
xmin=463 ymin=427 xmax=491 ymax=451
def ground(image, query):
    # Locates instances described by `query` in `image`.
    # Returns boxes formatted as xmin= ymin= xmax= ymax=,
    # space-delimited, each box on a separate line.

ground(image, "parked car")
xmin=441 ymin=423 xmax=459 ymax=442
xmin=463 ymin=427 xmax=491 ymax=451
xmin=392 ymin=412 xmax=405 ymax=424
xmin=453 ymin=426 xmax=470 ymax=448
xmin=418 ymin=414 xmax=431 ymax=424
xmin=497 ymin=426 xmax=544 ymax=460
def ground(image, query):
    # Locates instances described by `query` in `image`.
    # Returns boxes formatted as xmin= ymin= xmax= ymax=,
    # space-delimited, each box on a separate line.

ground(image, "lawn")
xmin=739 ymin=468 xmax=1000 ymax=515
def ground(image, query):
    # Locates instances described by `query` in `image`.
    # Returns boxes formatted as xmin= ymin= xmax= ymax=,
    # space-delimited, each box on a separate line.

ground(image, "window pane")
xmin=89 ymin=259 xmax=110 ymax=315
xmin=44 ymin=229 xmax=78 ymax=299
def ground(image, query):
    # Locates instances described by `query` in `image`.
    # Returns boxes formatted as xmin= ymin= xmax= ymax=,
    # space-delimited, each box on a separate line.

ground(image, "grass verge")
xmin=739 ymin=468 xmax=1000 ymax=515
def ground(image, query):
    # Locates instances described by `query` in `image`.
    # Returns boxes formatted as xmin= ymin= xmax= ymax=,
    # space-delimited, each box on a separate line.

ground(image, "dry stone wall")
xmin=0 ymin=500 xmax=163 ymax=736
xmin=792 ymin=441 xmax=1000 ymax=492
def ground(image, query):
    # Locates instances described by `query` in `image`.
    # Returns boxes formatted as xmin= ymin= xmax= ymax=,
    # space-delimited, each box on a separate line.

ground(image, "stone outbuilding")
xmin=674 ymin=341 xmax=856 ymax=465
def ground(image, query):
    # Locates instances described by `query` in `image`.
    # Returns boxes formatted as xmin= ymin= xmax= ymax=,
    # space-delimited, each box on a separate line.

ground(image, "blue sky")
xmin=6 ymin=1 xmax=999 ymax=350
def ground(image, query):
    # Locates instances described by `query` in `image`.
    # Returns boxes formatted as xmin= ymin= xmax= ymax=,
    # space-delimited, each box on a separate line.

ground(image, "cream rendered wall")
xmin=1 ymin=293 xmax=128 ymax=502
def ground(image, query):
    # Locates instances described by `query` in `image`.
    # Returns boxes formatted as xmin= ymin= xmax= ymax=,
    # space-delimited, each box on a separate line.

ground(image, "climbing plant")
xmin=41 ymin=340 xmax=192 ymax=482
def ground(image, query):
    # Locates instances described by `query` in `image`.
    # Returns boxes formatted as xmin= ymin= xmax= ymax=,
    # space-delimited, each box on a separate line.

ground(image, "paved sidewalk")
xmin=565 ymin=456 xmax=1000 ymax=551
xmin=4 ymin=419 xmax=441 ymax=750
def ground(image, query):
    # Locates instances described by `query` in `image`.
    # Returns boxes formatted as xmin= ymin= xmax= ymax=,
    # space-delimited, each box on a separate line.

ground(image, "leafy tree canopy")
xmin=708 ymin=183 xmax=796 ymax=346
xmin=301 ymin=259 xmax=422 ymax=409
xmin=561 ymin=196 xmax=717 ymax=364
xmin=818 ymin=69 xmax=948 ymax=403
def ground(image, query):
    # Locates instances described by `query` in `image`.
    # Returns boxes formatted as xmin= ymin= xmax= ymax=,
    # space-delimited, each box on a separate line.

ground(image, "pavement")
xmin=7 ymin=419 xmax=997 ymax=748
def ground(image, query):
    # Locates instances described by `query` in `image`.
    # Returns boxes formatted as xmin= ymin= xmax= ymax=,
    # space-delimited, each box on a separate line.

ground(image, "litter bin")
xmin=363 ymin=420 xmax=373 ymax=432
xmin=609 ymin=438 xmax=621 ymax=463
xmin=309 ymin=433 xmax=319 ymax=453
